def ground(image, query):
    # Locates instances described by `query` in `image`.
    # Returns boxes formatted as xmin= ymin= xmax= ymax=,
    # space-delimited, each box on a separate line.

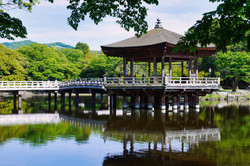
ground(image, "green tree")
xmin=176 ymin=0 xmax=250 ymax=53
xmin=17 ymin=43 xmax=80 ymax=81
xmin=216 ymin=51 xmax=250 ymax=91
xmin=80 ymin=53 xmax=122 ymax=78
xmin=0 ymin=0 xmax=41 ymax=39
xmin=75 ymin=42 xmax=90 ymax=55
xmin=0 ymin=44 xmax=28 ymax=80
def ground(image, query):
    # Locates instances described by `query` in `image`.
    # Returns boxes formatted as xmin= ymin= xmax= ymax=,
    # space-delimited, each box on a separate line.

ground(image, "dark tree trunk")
xmin=232 ymin=78 xmax=238 ymax=92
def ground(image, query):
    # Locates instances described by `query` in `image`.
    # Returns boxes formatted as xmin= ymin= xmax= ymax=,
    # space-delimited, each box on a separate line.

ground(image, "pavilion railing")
xmin=0 ymin=81 xmax=59 ymax=89
xmin=104 ymin=77 xmax=164 ymax=87
xmin=165 ymin=77 xmax=220 ymax=86
xmin=104 ymin=76 xmax=220 ymax=87
xmin=60 ymin=78 xmax=104 ymax=87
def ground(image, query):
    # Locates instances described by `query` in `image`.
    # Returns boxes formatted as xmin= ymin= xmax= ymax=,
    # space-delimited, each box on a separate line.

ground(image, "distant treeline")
xmin=0 ymin=42 xmax=249 ymax=91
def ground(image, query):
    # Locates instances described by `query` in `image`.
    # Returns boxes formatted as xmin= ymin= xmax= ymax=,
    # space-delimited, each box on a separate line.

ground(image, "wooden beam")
xmin=130 ymin=58 xmax=134 ymax=77
xmin=148 ymin=62 xmax=151 ymax=77
xmin=169 ymin=57 xmax=172 ymax=77
xmin=154 ymin=57 xmax=157 ymax=76
xmin=161 ymin=56 xmax=165 ymax=77
xmin=123 ymin=57 xmax=127 ymax=77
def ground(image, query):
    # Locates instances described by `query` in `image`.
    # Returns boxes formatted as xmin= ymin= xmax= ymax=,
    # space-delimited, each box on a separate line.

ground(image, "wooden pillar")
xmin=18 ymin=91 xmax=23 ymax=114
xmin=140 ymin=95 xmax=145 ymax=109
xmin=100 ymin=93 xmax=104 ymax=109
xmin=135 ymin=95 xmax=140 ymax=109
xmin=189 ymin=58 xmax=192 ymax=77
xmin=154 ymin=57 xmax=157 ymax=76
xmin=61 ymin=92 xmax=65 ymax=112
xmin=169 ymin=57 xmax=172 ymax=77
xmin=68 ymin=92 xmax=72 ymax=112
xmin=147 ymin=95 xmax=153 ymax=110
xmin=92 ymin=91 xmax=96 ymax=114
xmin=195 ymin=93 xmax=200 ymax=110
xmin=113 ymin=94 xmax=117 ymax=115
xmin=148 ymin=62 xmax=151 ymax=77
xmin=181 ymin=62 xmax=184 ymax=76
xmin=75 ymin=91 xmax=79 ymax=113
xmin=161 ymin=94 xmax=166 ymax=110
xmin=173 ymin=95 xmax=178 ymax=113
xmin=48 ymin=92 xmax=51 ymax=112
xmin=123 ymin=94 xmax=128 ymax=109
xmin=194 ymin=58 xmax=198 ymax=77
xmin=184 ymin=93 xmax=189 ymax=110
xmin=13 ymin=93 xmax=17 ymax=111
xmin=161 ymin=56 xmax=165 ymax=77
xmin=108 ymin=93 xmax=111 ymax=111
xmin=54 ymin=91 xmax=58 ymax=112
xmin=130 ymin=58 xmax=134 ymax=77
xmin=123 ymin=57 xmax=127 ymax=77
xmin=166 ymin=95 xmax=169 ymax=111
xmin=131 ymin=96 xmax=135 ymax=109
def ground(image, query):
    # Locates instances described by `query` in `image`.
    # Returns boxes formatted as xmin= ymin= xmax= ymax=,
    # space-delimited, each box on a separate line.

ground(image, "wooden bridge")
xmin=0 ymin=76 xmax=220 ymax=91
xmin=0 ymin=76 xmax=220 ymax=114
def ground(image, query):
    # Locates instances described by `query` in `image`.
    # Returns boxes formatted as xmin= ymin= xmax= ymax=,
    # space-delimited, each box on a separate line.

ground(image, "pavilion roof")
xmin=102 ymin=27 xmax=215 ymax=48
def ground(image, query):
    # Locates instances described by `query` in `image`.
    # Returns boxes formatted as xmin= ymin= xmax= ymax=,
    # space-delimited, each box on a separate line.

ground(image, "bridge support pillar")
xmin=48 ymin=92 xmax=51 ymax=112
xmin=122 ymin=94 xmax=128 ymax=109
xmin=92 ymin=91 xmax=96 ymax=114
xmin=54 ymin=91 xmax=58 ymax=112
xmin=173 ymin=95 xmax=178 ymax=113
xmin=68 ymin=92 xmax=72 ymax=112
xmin=195 ymin=94 xmax=200 ymax=112
xmin=100 ymin=93 xmax=105 ymax=109
xmin=60 ymin=92 xmax=65 ymax=113
xmin=13 ymin=93 xmax=17 ymax=111
xmin=161 ymin=94 xmax=166 ymax=111
xmin=166 ymin=95 xmax=169 ymax=111
xmin=140 ymin=95 xmax=145 ymax=109
xmin=147 ymin=95 xmax=153 ymax=110
xmin=131 ymin=96 xmax=135 ymax=109
xmin=135 ymin=95 xmax=140 ymax=109
xmin=184 ymin=93 xmax=189 ymax=111
xmin=74 ymin=91 xmax=79 ymax=115
xmin=18 ymin=91 xmax=23 ymax=114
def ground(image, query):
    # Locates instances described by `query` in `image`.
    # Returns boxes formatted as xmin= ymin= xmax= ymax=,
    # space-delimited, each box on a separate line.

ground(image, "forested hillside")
xmin=1 ymin=40 xmax=74 ymax=49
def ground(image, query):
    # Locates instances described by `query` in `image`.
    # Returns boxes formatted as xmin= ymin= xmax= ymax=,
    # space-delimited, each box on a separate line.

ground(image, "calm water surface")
xmin=0 ymin=96 xmax=249 ymax=166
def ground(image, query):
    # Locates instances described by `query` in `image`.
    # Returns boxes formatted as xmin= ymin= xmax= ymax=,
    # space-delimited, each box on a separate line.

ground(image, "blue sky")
xmin=0 ymin=0 xmax=219 ymax=50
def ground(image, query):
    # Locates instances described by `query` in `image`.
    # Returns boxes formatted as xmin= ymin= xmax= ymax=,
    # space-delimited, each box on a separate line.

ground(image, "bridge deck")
xmin=0 ymin=76 xmax=220 ymax=92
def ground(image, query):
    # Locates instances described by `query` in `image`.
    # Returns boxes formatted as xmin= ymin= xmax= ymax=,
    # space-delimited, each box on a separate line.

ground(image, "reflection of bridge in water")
xmin=0 ymin=113 xmax=60 ymax=126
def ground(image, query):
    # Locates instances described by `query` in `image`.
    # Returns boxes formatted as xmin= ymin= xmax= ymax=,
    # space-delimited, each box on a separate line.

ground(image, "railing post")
xmin=104 ymin=77 xmax=107 ymax=85
xmin=218 ymin=77 xmax=220 ymax=86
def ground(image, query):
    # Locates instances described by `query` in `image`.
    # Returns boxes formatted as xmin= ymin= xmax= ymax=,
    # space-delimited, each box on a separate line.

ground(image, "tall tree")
xmin=0 ymin=44 xmax=28 ymax=80
xmin=216 ymin=51 xmax=250 ymax=92
xmin=17 ymin=43 xmax=80 ymax=81
xmin=176 ymin=0 xmax=250 ymax=52
xmin=75 ymin=42 xmax=90 ymax=55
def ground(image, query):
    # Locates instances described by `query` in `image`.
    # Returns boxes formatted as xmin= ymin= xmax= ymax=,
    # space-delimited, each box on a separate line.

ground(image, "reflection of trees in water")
xmin=104 ymin=106 xmax=249 ymax=166
xmin=0 ymin=122 xmax=91 ymax=146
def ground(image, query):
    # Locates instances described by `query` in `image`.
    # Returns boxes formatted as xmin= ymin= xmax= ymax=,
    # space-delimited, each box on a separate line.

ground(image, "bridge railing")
xmin=0 ymin=81 xmax=59 ymax=89
xmin=165 ymin=77 xmax=220 ymax=86
xmin=104 ymin=77 xmax=164 ymax=87
xmin=104 ymin=76 xmax=220 ymax=87
xmin=60 ymin=78 xmax=104 ymax=87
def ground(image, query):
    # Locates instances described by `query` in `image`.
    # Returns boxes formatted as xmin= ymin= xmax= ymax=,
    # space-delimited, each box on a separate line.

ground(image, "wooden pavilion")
xmin=101 ymin=20 xmax=219 ymax=111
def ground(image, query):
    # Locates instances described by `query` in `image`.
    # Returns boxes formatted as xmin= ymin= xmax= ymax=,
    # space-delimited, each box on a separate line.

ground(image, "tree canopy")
xmin=176 ymin=0 xmax=250 ymax=52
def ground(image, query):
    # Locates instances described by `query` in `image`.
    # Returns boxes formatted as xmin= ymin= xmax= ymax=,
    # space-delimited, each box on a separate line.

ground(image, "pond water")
xmin=0 ymin=95 xmax=249 ymax=166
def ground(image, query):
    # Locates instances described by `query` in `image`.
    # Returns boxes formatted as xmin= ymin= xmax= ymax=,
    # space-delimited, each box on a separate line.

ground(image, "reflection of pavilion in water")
xmin=103 ymin=110 xmax=220 ymax=165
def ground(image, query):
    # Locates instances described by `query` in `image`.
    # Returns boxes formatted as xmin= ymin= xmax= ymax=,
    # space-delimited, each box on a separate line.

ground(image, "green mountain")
xmin=2 ymin=40 xmax=36 ymax=49
xmin=1 ymin=40 xmax=74 ymax=49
